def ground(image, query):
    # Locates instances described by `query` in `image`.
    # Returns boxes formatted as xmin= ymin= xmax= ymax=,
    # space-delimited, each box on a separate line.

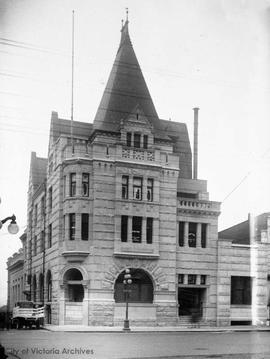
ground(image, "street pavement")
xmin=0 ymin=329 xmax=270 ymax=359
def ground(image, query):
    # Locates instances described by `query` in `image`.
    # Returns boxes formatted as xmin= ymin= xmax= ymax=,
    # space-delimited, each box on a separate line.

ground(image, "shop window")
xmin=122 ymin=176 xmax=129 ymax=199
xmin=188 ymin=274 xmax=197 ymax=285
xmin=121 ymin=216 xmax=128 ymax=242
xmin=146 ymin=217 xmax=153 ymax=244
xmin=179 ymin=221 xmax=185 ymax=247
xmin=201 ymin=223 xmax=207 ymax=248
xmin=134 ymin=133 xmax=141 ymax=148
xmin=82 ymin=173 xmax=89 ymax=196
xmin=188 ymin=223 xmax=197 ymax=247
xmin=81 ymin=214 xmax=89 ymax=240
xmin=70 ymin=173 xmax=76 ymax=197
xmin=133 ymin=177 xmax=142 ymax=200
xmin=231 ymin=276 xmax=252 ymax=305
xmin=114 ymin=269 xmax=153 ymax=303
xmin=132 ymin=216 xmax=142 ymax=243
xmin=147 ymin=179 xmax=153 ymax=202
xmin=69 ymin=213 xmax=76 ymax=240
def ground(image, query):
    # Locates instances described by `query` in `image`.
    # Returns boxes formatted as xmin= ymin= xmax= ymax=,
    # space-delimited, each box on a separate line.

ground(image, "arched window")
xmin=39 ymin=273 xmax=44 ymax=303
xmin=46 ymin=270 xmax=52 ymax=302
xmin=114 ymin=268 xmax=153 ymax=303
xmin=63 ymin=268 xmax=84 ymax=302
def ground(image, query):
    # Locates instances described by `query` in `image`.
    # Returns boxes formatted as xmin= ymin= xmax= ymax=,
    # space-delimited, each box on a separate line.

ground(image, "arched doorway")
xmin=114 ymin=268 xmax=154 ymax=303
xmin=62 ymin=268 xmax=85 ymax=325
xmin=63 ymin=268 xmax=84 ymax=302
xmin=39 ymin=273 xmax=44 ymax=303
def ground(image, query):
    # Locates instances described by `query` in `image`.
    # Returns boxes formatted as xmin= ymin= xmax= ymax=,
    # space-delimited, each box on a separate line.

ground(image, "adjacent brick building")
xmin=7 ymin=19 xmax=270 ymax=327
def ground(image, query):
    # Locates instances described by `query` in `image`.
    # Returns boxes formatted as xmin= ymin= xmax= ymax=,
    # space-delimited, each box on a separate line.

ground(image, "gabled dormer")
xmin=120 ymin=105 xmax=154 ymax=150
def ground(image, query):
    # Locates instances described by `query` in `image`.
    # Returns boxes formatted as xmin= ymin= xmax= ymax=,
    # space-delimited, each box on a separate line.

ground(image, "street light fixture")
xmin=123 ymin=268 xmax=132 ymax=331
xmin=0 ymin=215 xmax=19 ymax=234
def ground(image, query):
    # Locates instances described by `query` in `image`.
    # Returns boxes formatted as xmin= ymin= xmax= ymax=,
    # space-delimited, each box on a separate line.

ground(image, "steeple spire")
xmin=93 ymin=16 xmax=159 ymax=131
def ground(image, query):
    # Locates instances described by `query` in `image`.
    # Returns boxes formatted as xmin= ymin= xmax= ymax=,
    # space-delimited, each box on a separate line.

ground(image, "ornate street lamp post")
xmin=123 ymin=268 xmax=132 ymax=331
xmin=0 ymin=201 xmax=19 ymax=358
xmin=0 ymin=215 xmax=19 ymax=235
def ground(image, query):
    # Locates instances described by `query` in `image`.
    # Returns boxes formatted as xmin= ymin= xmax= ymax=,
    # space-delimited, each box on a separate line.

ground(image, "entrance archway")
xmin=63 ymin=268 xmax=84 ymax=302
xmin=62 ymin=268 xmax=85 ymax=325
xmin=114 ymin=268 xmax=154 ymax=303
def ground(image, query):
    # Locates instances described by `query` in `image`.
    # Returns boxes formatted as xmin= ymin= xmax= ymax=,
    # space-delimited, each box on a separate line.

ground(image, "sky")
xmin=1 ymin=0 xmax=270 ymax=306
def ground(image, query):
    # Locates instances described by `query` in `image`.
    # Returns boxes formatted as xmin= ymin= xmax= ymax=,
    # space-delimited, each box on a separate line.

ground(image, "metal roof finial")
xmin=126 ymin=7 xmax=129 ymax=22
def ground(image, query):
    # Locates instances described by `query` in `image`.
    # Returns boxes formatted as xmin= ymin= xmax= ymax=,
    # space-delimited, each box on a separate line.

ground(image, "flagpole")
xmin=71 ymin=10 xmax=75 ymax=155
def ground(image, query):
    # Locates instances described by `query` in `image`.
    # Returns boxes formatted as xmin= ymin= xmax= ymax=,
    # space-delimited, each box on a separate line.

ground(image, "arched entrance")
xmin=64 ymin=268 xmax=84 ymax=302
xmin=61 ymin=267 xmax=87 ymax=325
xmin=114 ymin=268 xmax=154 ymax=303
xmin=113 ymin=268 xmax=156 ymax=325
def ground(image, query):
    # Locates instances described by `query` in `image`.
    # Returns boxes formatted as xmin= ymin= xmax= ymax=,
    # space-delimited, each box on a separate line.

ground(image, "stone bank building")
xmin=7 ymin=20 xmax=270 ymax=327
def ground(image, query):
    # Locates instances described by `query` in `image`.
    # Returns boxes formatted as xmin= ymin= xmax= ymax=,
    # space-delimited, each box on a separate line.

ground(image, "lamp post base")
xmin=123 ymin=319 xmax=131 ymax=331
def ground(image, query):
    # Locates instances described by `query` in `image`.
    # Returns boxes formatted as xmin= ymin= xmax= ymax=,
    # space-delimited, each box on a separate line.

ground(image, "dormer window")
xmin=143 ymin=135 xmax=148 ymax=149
xmin=127 ymin=132 xmax=132 ymax=147
xmin=134 ymin=133 xmax=141 ymax=148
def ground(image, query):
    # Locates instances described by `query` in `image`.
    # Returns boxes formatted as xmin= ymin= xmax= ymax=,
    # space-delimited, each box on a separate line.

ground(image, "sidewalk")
xmin=44 ymin=324 xmax=270 ymax=333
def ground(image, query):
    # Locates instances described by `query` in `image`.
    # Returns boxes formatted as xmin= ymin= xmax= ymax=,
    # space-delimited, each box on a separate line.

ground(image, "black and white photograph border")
xmin=1 ymin=0 xmax=270 ymax=358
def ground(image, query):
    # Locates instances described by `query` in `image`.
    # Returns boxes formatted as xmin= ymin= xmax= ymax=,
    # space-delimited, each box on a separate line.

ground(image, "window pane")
xmin=188 ymin=222 xmax=197 ymax=247
xmin=146 ymin=217 xmax=153 ymax=244
xmin=127 ymin=132 xmax=132 ymax=147
xmin=134 ymin=133 xmax=141 ymax=148
xmin=133 ymin=177 xmax=142 ymax=200
xmin=143 ymin=135 xmax=148 ymax=149
xmin=132 ymin=216 xmax=142 ymax=243
xmin=81 ymin=214 xmax=89 ymax=240
xmin=82 ymin=173 xmax=89 ymax=197
xmin=121 ymin=216 xmax=128 ymax=242
xmin=231 ymin=276 xmax=252 ymax=305
xmin=69 ymin=213 xmax=75 ymax=240
xmin=70 ymin=173 xmax=76 ymax=196
xmin=122 ymin=176 xmax=129 ymax=199
xmin=147 ymin=178 xmax=153 ymax=201
xmin=201 ymin=223 xmax=207 ymax=248
xmin=179 ymin=222 xmax=184 ymax=247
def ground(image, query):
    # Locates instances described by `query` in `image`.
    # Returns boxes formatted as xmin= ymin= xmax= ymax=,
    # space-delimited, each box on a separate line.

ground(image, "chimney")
xmin=193 ymin=107 xmax=199 ymax=179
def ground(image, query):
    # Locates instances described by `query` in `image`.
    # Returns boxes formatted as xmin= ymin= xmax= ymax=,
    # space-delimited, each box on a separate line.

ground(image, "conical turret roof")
xmin=93 ymin=20 xmax=159 ymax=131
